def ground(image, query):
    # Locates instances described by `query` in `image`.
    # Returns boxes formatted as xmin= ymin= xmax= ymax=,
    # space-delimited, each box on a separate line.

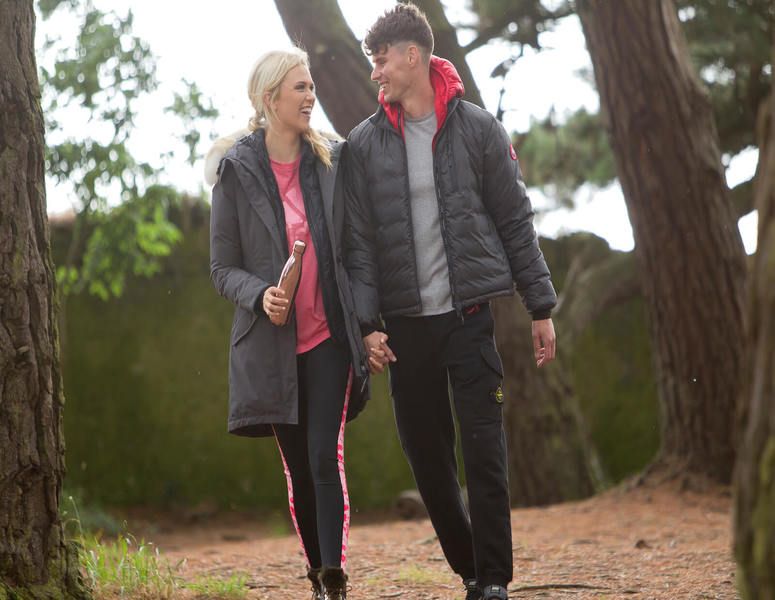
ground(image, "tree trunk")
xmin=493 ymin=296 xmax=604 ymax=505
xmin=272 ymin=0 xmax=375 ymax=135
xmin=577 ymin=0 xmax=747 ymax=484
xmin=410 ymin=0 xmax=485 ymax=108
xmin=734 ymin=35 xmax=775 ymax=600
xmin=0 ymin=2 xmax=89 ymax=598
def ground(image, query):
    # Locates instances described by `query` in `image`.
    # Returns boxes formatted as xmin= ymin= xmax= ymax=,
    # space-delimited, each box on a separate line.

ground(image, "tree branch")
xmin=410 ymin=0 xmax=484 ymax=107
xmin=462 ymin=3 xmax=575 ymax=54
xmin=272 ymin=0 xmax=375 ymax=134
xmin=462 ymin=7 xmax=525 ymax=54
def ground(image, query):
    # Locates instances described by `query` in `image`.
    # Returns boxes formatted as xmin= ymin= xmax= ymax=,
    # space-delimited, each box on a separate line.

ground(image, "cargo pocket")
xmin=481 ymin=342 xmax=504 ymax=403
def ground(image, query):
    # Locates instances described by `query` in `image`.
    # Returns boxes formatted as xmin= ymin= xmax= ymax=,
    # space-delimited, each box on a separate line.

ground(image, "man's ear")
xmin=406 ymin=44 xmax=420 ymax=67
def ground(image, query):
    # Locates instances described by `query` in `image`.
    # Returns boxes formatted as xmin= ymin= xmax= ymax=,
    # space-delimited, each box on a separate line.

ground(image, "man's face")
xmin=370 ymin=43 xmax=412 ymax=104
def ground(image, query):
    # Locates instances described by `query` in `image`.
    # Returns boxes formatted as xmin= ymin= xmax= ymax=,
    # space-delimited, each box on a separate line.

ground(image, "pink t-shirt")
xmin=271 ymin=157 xmax=331 ymax=354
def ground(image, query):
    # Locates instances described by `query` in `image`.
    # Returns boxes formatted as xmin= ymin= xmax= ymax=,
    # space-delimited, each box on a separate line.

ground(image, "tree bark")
xmin=494 ymin=296 xmax=604 ymax=506
xmin=272 ymin=0 xmax=375 ymax=135
xmin=577 ymin=0 xmax=747 ymax=484
xmin=0 ymin=1 xmax=88 ymax=598
xmin=734 ymin=34 xmax=775 ymax=600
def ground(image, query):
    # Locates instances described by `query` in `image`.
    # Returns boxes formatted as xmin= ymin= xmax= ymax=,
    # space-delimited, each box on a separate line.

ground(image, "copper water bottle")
xmin=275 ymin=240 xmax=306 ymax=326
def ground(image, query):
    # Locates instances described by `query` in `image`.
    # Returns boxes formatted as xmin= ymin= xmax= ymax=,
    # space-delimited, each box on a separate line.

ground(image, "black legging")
xmin=273 ymin=337 xmax=351 ymax=570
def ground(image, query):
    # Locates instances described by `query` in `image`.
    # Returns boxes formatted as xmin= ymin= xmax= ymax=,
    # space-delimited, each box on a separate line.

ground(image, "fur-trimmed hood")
xmin=204 ymin=128 xmax=342 ymax=186
xmin=204 ymin=128 xmax=250 ymax=186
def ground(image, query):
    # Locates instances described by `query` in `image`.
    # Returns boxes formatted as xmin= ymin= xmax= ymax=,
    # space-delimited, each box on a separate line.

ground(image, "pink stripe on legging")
xmin=272 ymin=425 xmax=310 ymax=567
xmin=338 ymin=368 xmax=353 ymax=569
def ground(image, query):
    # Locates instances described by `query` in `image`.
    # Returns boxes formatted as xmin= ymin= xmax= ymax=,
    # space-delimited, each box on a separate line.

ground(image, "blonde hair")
xmin=247 ymin=48 xmax=332 ymax=168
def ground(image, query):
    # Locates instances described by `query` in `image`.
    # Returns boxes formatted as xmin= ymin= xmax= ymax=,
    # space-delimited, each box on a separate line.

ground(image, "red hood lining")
xmin=379 ymin=56 xmax=465 ymax=140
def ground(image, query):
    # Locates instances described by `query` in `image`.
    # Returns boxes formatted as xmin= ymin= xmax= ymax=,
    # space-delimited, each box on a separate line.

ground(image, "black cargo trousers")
xmin=384 ymin=302 xmax=512 ymax=588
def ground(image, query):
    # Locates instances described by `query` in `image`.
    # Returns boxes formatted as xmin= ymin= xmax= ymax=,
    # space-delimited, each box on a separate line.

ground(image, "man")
xmin=343 ymin=4 xmax=557 ymax=599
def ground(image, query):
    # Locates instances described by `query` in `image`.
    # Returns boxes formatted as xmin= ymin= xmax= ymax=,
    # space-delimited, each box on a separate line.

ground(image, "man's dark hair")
xmin=363 ymin=2 xmax=434 ymax=60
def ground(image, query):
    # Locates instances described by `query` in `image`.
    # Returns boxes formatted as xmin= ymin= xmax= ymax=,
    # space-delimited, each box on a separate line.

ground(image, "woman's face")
xmin=268 ymin=64 xmax=316 ymax=135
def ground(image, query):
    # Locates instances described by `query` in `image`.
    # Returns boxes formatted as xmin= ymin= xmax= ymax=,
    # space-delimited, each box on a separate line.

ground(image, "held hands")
xmin=532 ymin=318 xmax=556 ymax=368
xmin=263 ymin=286 xmax=289 ymax=326
xmin=363 ymin=331 xmax=397 ymax=374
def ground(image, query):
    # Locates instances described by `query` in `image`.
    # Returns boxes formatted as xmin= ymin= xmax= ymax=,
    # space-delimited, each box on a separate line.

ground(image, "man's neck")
xmin=400 ymin=74 xmax=435 ymax=120
xmin=265 ymin=125 xmax=302 ymax=163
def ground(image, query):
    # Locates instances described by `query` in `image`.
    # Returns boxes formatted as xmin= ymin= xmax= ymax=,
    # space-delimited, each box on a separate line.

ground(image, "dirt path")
xmin=146 ymin=483 xmax=738 ymax=599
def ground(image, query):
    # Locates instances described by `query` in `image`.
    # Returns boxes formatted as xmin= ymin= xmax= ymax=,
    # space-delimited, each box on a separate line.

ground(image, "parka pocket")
xmin=231 ymin=309 xmax=258 ymax=346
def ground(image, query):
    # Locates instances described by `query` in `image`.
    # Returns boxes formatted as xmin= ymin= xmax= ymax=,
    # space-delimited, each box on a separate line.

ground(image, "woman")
xmin=205 ymin=48 xmax=368 ymax=600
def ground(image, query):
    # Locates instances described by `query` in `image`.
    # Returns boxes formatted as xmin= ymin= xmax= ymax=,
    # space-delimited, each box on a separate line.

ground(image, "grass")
xmin=185 ymin=573 xmax=249 ymax=599
xmin=65 ymin=496 xmax=248 ymax=599
xmin=396 ymin=565 xmax=449 ymax=586
xmin=78 ymin=533 xmax=181 ymax=599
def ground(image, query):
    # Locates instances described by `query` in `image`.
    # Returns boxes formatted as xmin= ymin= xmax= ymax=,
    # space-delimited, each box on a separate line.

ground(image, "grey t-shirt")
xmin=404 ymin=110 xmax=453 ymax=315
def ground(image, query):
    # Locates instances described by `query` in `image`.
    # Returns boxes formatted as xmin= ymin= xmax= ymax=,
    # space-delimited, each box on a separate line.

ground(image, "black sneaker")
xmin=481 ymin=584 xmax=508 ymax=600
xmin=464 ymin=578 xmax=480 ymax=600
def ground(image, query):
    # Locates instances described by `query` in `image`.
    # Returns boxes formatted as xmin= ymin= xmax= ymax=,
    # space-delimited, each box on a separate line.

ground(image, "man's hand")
xmin=363 ymin=331 xmax=397 ymax=374
xmin=532 ymin=318 xmax=556 ymax=368
xmin=262 ymin=286 xmax=289 ymax=326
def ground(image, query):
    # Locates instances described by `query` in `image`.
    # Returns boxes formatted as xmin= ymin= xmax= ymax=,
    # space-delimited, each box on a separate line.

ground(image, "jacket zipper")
xmin=299 ymin=160 xmax=342 ymax=341
xmin=376 ymin=100 xmax=462 ymax=318
xmin=383 ymin=114 xmax=424 ymax=316
xmin=431 ymin=100 xmax=462 ymax=319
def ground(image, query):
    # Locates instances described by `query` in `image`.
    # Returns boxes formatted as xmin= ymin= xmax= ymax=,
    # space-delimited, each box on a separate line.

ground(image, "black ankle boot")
xmin=464 ymin=578 xmax=481 ymax=600
xmin=481 ymin=584 xmax=508 ymax=600
xmin=320 ymin=566 xmax=348 ymax=600
xmin=307 ymin=568 xmax=323 ymax=600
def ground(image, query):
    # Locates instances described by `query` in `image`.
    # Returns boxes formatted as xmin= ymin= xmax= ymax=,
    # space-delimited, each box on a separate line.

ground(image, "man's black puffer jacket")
xmin=344 ymin=59 xmax=557 ymax=331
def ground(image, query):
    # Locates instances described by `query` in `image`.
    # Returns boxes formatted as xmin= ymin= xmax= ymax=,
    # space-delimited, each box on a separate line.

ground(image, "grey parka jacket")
xmin=210 ymin=129 xmax=368 ymax=437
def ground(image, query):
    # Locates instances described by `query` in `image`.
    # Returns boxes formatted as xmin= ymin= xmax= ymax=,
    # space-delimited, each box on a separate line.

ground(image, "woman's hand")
xmin=263 ymin=286 xmax=289 ymax=325
xmin=362 ymin=331 xmax=397 ymax=374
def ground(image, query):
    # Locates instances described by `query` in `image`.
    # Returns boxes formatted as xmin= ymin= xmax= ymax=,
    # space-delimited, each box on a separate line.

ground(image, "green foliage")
xmin=39 ymin=0 xmax=217 ymax=300
xmin=493 ymin=0 xmax=772 ymax=205
xmin=165 ymin=80 xmax=219 ymax=166
xmin=55 ymin=222 xmax=656 ymax=508
xmin=677 ymin=0 xmax=774 ymax=156
xmin=61 ymin=495 xmax=179 ymax=600
xmin=570 ymin=297 xmax=660 ymax=480
xmin=40 ymin=6 xmax=156 ymax=126
xmin=57 ymin=186 xmax=182 ymax=299
xmin=54 ymin=223 xmax=415 ymax=510
xmin=540 ymin=234 xmax=659 ymax=481
xmin=78 ymin=534 xmax=181 ymax=599
xmin=517 ymin=108 xmax=616 ymax=207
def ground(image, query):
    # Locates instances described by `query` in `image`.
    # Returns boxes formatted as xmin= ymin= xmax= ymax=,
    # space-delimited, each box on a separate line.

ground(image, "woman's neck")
xmin=265 ymin=125 xmax=302 ymax=163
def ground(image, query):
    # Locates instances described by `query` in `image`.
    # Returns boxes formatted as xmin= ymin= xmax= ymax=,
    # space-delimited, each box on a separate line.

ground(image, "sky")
xmin=37 ymin=0 xmax=759 ymax=253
